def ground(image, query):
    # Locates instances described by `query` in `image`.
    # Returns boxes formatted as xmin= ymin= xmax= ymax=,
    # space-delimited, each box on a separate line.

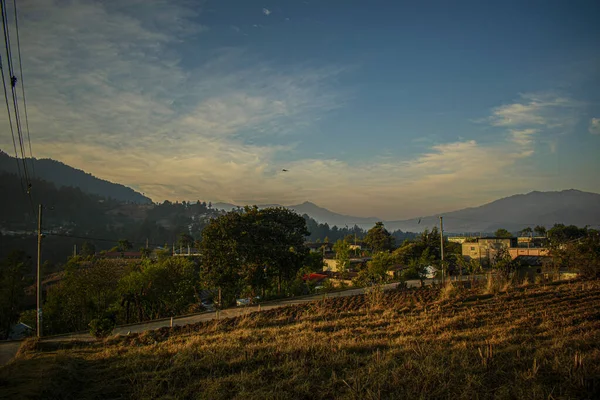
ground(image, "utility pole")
xmin=36 ymin=204 xmax=43 ymax=337
xmin=439 ymin=216 xmax=445 ymax=284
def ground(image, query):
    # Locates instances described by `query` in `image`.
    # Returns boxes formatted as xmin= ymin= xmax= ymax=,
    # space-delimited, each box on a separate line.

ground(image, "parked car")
xmin=425 ymin=265 xmax=437 ymax=279
xmin=201 ymin=300 xmax=215 ymax=311
xmin=236 ymin=296 xmax=261 ymax=306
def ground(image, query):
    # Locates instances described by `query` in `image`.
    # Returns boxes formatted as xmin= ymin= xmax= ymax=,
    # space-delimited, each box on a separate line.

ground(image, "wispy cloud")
xmin=590 ymin=118 xmax=600 ymax=135
xmin=0 ymin=0 xmax=594 ymax=220
xmin=489 ymin=93 xmax=579 ymax=128
xmin=262 ymin=8 xmax=271 ymax=16
xmin=485 ymin=92 xmax=584 ymax=156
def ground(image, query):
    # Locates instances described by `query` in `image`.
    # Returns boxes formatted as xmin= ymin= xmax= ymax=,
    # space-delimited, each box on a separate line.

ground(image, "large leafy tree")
xmin=200 ymin=207 xmax=309 ymax=305
xmin=0 ymin=251 xmax=31 ymax=339
xmin=534 ymin=225 xmax=547 ymax=237
xmin=364 ymin=222 xmax=394 ymax=252
xmin=118 ymin=257 xmax=199 ymax=322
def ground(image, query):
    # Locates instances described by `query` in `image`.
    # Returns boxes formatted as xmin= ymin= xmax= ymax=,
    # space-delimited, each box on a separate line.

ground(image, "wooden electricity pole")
xmin=439 ymin=216 xmax=445 ymax=284
xmin=36 ymin=204 xmax=43 ymax=337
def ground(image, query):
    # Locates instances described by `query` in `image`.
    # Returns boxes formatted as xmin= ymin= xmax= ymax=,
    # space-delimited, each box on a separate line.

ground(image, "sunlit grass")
xmin=2 ymin=279 xmax=600 ymax=399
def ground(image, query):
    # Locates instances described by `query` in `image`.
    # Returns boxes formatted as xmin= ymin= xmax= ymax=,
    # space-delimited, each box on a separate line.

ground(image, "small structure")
xmin=305 ymin=242 xmax=334 ymax=253
xmin=8 ymin=323 xmax=33 ymax=340
xmin=387 ymin=264 xmax=408 ymax=279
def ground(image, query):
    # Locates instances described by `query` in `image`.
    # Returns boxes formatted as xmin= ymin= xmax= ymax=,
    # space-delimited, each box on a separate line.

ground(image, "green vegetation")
xmin=40 ymin=257 xmax=200 ymax=335
xmin=3 ymin=279 xmax=599 ymax=399
xmin=494 ymin=228 xmax=513 ymax=238
xmin=0 ymin=251 xmax=32 ymax=339
xmin=200 ymin=207 xmax=309 ymax=305
xmin=364 ymin=221 xmax=394 ymax=252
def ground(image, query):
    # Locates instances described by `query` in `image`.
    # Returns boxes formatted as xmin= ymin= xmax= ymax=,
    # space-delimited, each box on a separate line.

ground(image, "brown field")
xmin=2 ymin=279 xmax=600 ymax=399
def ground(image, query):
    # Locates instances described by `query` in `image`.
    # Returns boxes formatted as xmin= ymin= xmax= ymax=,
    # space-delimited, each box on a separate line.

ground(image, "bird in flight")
xmin=282 ymin=169 xmax=288 ymax=172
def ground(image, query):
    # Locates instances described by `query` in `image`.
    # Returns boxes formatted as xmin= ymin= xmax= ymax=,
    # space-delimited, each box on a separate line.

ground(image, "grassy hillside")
xmin=2 ymin=280 xmax=600 ymax=399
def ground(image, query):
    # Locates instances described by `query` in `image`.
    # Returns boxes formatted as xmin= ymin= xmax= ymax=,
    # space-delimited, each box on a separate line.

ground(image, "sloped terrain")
xmin=2 ymin=280 xmax=600 ymax=399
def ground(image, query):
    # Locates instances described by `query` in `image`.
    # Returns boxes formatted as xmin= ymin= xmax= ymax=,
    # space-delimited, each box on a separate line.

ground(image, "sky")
xmin=1 ymin=0 xmax=599 ymax=220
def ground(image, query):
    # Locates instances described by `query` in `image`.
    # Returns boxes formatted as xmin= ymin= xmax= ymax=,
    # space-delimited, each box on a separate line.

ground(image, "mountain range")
xmin=214 ymin=190 xmax=600 ymax=233
xmin=0 ymin=151 xmax=151 ymax=204
xmin=2 ymin=152 xmax=598 ymax=233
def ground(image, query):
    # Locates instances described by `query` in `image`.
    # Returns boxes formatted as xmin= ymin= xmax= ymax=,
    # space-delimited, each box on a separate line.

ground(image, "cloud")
xmin=0 ymin=1 xmax=593 ymax=220
xmin=262 ymin=8 xmax=271 ymax=16
xmin=485 ymin=92 xmax=584 ymax=157
xmin=590 ymin=118 xmax=600 ymax=135
xmin=489 ymin=93 xmax=579 ymax=128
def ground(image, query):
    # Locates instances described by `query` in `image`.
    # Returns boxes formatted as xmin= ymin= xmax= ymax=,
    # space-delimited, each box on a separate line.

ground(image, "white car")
xmin=236 ymin=296 xmax=260 ymax=306
xmin=425 ymin=265 xmax=437 ymax=279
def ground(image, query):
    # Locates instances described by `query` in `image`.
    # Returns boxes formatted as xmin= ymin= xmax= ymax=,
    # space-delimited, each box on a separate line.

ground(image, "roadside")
xmin=0 ymin=276 xmax=460 ymax=366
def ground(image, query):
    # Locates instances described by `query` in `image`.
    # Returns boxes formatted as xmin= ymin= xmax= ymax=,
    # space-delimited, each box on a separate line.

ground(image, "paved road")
xmin=0 ymin=341 xmax=20 ymax=367
xmin=1 ymin=277 xmax=453 ymax=366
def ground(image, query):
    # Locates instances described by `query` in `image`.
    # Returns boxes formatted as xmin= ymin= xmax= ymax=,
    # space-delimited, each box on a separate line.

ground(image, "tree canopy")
xmin=200 ymin=207 xmax=309 ymax=305
xmin=364 ymin=222 xmax=394 ymax=252
xmin=494 ymin=228 xmax=512 ymax=238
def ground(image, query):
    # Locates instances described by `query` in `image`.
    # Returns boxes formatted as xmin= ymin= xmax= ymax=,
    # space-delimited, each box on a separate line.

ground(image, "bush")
xmin=89 ymin=317 xmax=116 ymax=339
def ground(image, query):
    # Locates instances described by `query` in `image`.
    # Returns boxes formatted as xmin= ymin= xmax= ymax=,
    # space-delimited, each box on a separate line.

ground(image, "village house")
xmin=461 ymin=236 xmax=549 ymax=266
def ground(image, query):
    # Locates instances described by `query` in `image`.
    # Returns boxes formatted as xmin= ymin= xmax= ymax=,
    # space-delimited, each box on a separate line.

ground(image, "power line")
xmin=0 ymin=0 xmax=34 ymax=216
xmin=12 ymin=0 xmax=33 ymax=178
xmin=0 ymin=52 xmax=24 ymax=192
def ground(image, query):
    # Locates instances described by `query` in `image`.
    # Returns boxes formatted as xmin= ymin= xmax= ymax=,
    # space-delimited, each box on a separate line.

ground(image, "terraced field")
xmin=2 ymin=280 xmax=599 ymax=399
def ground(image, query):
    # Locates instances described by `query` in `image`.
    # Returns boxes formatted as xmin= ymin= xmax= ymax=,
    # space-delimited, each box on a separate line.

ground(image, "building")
xmin=462 ymin=237 xmax=517 ymax=266
xmin=448 ymin=237 xmax=469 ymax=244
xmin=462 ymin=236 xmax=549 ymax=266
xmin=305 ymin=242 xmax=334 ymax=253
xmin=324 ymin=256 xmax=371 ymax=272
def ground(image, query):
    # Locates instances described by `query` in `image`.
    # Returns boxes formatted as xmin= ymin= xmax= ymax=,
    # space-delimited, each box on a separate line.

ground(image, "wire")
xmin=0 ymin=0 xmax=34 ymax=217
xmin=12 ymin=0 xmax=33 ymax=178
xmin=0 ymin=53 xmax=24 ymax=192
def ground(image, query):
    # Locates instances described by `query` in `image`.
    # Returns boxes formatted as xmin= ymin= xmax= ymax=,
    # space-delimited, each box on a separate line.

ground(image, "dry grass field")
xmin=2 ymin=279 xmax=599 ymax=399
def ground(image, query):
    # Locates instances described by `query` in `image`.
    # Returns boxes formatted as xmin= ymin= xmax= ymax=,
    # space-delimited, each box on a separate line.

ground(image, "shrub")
xmin=89 ymin=317 xmax=116 ymax=339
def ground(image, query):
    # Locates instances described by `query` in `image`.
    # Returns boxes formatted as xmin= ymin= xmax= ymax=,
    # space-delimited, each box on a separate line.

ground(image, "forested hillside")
xmin=0 ymin=151 xmax=151 ymax=204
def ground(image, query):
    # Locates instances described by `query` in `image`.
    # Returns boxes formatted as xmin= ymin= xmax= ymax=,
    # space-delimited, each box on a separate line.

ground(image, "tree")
xmin=547 ymin=225 xmax=598 ymax=277
xmin=81 ymin=241 xmax=96 ymax=257
xmin=139 ymin=247 xmax=152 ymax=259
xmin=118 ymin=258 xmax=200 ymax=322
xmin=0 ymin=251 xmax=31 ymax=339
xmin=116 ymin=239 xmax=133 ymax=252
xmin=177 ymin=233 xmax=194 ymax=250
xmin=492 ymin=247 xmax=516 ymax=279
xmin=494 ymin=228 xmax=512 ymax=238
xmin=355 ymin=252 xmax=395 ymax=286
xmin=43 ymin=259 xmax=125 ymax=334
xmin=333 ymin=239 xmax=350 ymax=273
xmin=364 ymin=222 xmax=394 ymax=252
xmin=519 ymin=227 xmax=533 ymax=237
xmin=304 ymin=252 xmax=325 ymax=272
xmin=200 ymin=207 xmax=309 ymax=305
xmin=534 ymin=225 xmax=547 ymax=237
xmin=547 ymin=224 xmax=586 ymax=246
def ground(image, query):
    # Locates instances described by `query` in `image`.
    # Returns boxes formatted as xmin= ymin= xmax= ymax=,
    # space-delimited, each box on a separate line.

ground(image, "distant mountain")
xmin=213 ymin=200 xmax=379 ymax=227
xmin=0 ymin=151 xmax=152 ymax=204
xmin=385 ymin=190 xmax=600 ymax=233
xmin=287 ymin=201 xmax=379 ymax=227
xmin=213 ymin=190 xmax=600 ymax=234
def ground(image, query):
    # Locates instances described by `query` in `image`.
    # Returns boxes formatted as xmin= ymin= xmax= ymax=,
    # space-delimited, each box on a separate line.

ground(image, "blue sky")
xmin=1 ymin=0 xmax=599 ymax=219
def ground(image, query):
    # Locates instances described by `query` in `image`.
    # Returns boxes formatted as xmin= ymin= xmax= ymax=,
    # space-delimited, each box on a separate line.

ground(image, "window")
xmin=471 ymin=247 xmax=476 ymax=251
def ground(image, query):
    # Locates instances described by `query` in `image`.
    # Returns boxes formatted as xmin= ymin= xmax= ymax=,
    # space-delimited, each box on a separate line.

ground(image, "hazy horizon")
xmin=1 ymin=0 xmax=599 ymax=220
